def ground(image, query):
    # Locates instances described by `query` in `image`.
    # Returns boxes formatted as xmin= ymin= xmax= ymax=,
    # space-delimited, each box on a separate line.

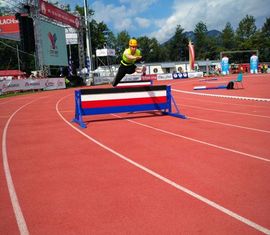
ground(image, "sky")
xmin=2 ymin=0 xmax=269 ymax=43
xmin=63 ymin=0 xmax=269 ymax=43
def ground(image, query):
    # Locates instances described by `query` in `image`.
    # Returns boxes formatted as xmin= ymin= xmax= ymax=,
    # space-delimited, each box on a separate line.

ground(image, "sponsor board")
xmin=157 ymin=74 xmax=173 ymax=80
xmin=173 ymin=72 xmax=189 ymax=79
xmin=39 ymin=0 xmax=80 ymax=29
xmin=93 ymin=76 xmax=114 ymax=85
xmin=43 ymin=78 xmax=66 ymax=90
xmin=0 ymin=15 xmax=20 ymax=41
xmin=188 ymin=72 xmax=204 ymax=78
xmin=0 ymin=78 xmax=66 ymax=94
xmin=141 ymin=74 xmax=157 ymax=80
xmin=96 ymin=49 xmax=115 ymax=57
xmin=122 ymin=75 xmax=141 ymax=81
xmin=40 ymin=20 xmax=68 ymax=66
xmin=65 ymin=27 xmax=78 ymax=45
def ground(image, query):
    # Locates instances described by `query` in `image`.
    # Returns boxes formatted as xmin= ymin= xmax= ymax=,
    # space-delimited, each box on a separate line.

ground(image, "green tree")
xmin=260 ymin=17 xmax=270 ymax=61
xmin=251 ymin=17 xmax=270 ymax=62
xmin=0 ymin=40 xmax=19 ymax=70
xmin=194 ymin=21 xmax=208 ymax=59
xmin=166 ymin=25 xmax=189 ymax=61
xmin=136 ymin=37 xmax=163 ymax=62
xmin=105 ymin=31 xmax=117 ymax=49
xmin=205 ymin=36 xmax=219 ymax=60
xmin=90 ymin=20 xmax=110 ymax=51
xmin=75 ymin=4 xmax=94 ymax=17
xmin=114 ymin=31 xmax=130 ymax=62
xmin=220 ymin=22 xmax=235 ymax=50
xmin=236 ymin=15 xmax=257 ymax=49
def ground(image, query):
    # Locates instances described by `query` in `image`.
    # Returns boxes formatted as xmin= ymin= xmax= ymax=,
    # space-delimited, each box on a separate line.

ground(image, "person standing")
xmin=112 ymin=38 xmax=145 ymax=87
xmin=250 ymin=53 xmax=258 ymax=74
xmin=221 ymin=54 xmax=229 ymax=75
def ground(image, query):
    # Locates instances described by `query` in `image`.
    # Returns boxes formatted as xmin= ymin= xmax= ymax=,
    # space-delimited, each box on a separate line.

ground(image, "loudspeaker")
xmin=16 ymin=14 xmax=35 ymax=53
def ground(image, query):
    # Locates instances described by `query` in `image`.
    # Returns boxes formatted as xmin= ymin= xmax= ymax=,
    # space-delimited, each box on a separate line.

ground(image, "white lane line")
xmin=173 ymin=89 xmax=270 ymax=102
xmin=2 ymin=101 xmax=37 ymax=235
xmin=181 ymin=104 xmax=270 ymax=119
xmin=56 ymin=97 xmax=270 ymax=235
xmin=177 ymin=96 xmax=270 ymax=109
xmin=112 ymin=114 xmax=270 ymax=163
xmin=189 ymin=116 xmax=270 ymax=134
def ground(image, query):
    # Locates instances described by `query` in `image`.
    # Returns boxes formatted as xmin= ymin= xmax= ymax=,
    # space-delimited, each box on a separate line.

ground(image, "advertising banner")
xmin=173 ymin=72 xmax=189 ymax=79
xmin=0 ymin=15 xmax=20 ymax=41
xmin=96 ymin=49 xmax=116 ymax=57
xmin=40 ymin=20 xmax=68 ymax=66
xmin=187 ymin=72 xmax=204 ymax=78
xmin=122 ymin=75 xmax=141 ymax=81
xmin=141 ymin=74 xmax=157 ymax=80
xmin=157 ymin=74 xmax=173 ymax=80
xmin=65 ymin=27 xmax=78 ymax=45
xmin=0 ymin=78 xmax=66 ymax=94
xmin=39 ymin=0 xmax=80 ymax=29
xmin=93 ymin=76 xmax=114 ymax=85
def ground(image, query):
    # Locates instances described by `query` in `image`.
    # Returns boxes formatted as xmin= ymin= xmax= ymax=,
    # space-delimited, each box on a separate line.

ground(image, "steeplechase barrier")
xmin=193 ymin=85 xmax=228 ymax=90
xmin=73 ymin=85 xmax=187 ymax=128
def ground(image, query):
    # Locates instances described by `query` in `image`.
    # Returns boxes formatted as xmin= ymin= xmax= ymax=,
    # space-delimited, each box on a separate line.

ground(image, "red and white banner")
xmin=188 ymin=41 xmax=195 ymax=71
xmin=141 ymin=74 xmax=157 ymax=81
xmin=39 ymin=0 xmax=80 ymax=29
xmin=0 ymin=15 xmax=20 ymax=41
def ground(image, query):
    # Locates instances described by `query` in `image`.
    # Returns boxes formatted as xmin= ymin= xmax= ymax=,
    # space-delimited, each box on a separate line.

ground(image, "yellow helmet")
xmin=129 ymin=39 xmax=138 ymax=47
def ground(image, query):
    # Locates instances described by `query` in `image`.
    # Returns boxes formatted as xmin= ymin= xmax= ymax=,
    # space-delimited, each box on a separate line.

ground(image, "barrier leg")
xmin=72 ymin=90 xmax=87 ymax=128
xmin=163 ymin=86 xmax=187 ymax=119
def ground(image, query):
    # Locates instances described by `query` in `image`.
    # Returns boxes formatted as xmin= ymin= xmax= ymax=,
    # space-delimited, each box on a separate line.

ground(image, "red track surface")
xmin=1 ymin=73 xmax=270 ymax=234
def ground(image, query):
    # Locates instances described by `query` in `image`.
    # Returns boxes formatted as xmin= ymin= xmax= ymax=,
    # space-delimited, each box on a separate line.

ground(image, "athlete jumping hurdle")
xmin=112 ymin=38 xmax=146 ymax=87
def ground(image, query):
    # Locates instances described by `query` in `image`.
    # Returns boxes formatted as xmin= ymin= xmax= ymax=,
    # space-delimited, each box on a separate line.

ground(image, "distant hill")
xmin=163 ymin=30 xmax=221 ymax=45
xmin=184 ymin=30 xmax=221 ymax=41
xmin=207 ymin=30 xmax=221 ymax=37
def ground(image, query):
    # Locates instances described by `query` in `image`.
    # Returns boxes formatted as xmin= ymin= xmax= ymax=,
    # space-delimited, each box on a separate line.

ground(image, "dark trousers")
xmin=112 ymin=64 xmax=136 ymax=87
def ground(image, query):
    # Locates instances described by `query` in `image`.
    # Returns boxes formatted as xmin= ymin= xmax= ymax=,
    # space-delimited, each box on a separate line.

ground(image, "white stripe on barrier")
xmin=117 ymin=82 xmax=151 ymax=87
xmin=81 ymin=90 xmax=166 ymax=101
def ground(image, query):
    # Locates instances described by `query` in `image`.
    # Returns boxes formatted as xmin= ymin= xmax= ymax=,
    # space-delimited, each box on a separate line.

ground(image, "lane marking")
xmin=178 ymin=95 xmax=270 ymax=107
xmin=113 ymin=114 xmax=270 ymax=163
xmin=1 ymin=96 xmax=46 ymax=234
xmin=189 ymin=116 xmax=270 ymax=134
xmin=56 ymin=97 xmax=270 ymax=234
xmin=181 ymin=104 xmax=270 ymax=119
xmin=2 ymin=101 xmax=37 ymax=235
xmin=173 ymin=88 xmax=270 ymax=102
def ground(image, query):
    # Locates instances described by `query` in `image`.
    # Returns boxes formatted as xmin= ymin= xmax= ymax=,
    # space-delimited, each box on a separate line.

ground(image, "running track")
xmin=1 ymin=73 xmax=270 ymax=234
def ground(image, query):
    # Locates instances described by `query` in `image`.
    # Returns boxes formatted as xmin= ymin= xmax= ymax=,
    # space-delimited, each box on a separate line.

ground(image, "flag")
xmin=68 ymin=56 xmax=73 ymax=76
xmin=188 ymin=41 xmax=195 ymax=71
